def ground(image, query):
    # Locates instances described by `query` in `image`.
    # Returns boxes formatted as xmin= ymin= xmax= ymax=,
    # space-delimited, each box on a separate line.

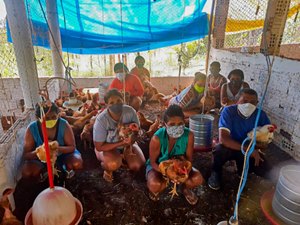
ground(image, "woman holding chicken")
xmin=22 ymin=102 xmax=83 ymax=181
xmin=93 ymin=89 xmax=145 ymax=182
xmin=146 ymin=105 xmax=203 ymax=205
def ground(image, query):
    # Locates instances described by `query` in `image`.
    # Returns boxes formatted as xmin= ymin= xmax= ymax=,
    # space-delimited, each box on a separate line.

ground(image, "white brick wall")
xmin=0 ymin=76 xmax=194 ymax=117
xmin=210 ymin=48 xmax=300 ymax=160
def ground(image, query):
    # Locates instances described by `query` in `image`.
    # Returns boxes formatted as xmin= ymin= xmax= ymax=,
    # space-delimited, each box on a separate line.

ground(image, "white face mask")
xmin=238 ymin=103 xmax=256 ymax=118
xmin=166 ymin=124 xmax=185 ymax=139
xmin=116 ymin=73 xmax=125 ymax=81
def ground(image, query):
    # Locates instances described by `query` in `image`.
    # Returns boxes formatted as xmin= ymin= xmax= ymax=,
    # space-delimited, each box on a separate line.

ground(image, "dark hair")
xmin=163 ymin=105 xmax=185 ymax=123
xmin=240 ymin=88 xmax=258 ymax=98
xmin=194 ymin=72 xmax=206 ymax=82
xmin=210 ymin=61 xmax=221 ymax=68
xmin=35 ymin=102 xmax=59 ymax=118
xmin=114 ymin=63 xmax=129 ymax=73
xmin=104 ymin=88 xmax=123 ymax=103
xmin=135 ymin=55 xmax=145 ymax=64
xmin=228 ymin=69 xmax=244 ymax=80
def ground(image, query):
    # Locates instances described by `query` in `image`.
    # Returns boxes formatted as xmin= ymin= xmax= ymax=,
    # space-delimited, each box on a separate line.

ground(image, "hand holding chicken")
xmin=247 ymin=124 xmax=277 ymax=148
xmin=118 ymin=123 xmax=139 ymax=156
xmin=159 ymin=159 xmax=192 ymax=199
xmin=35 ymin=141 xmax=59 ymax=164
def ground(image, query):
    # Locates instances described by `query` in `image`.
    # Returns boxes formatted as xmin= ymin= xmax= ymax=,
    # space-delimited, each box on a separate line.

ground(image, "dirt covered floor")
xmin=13 ymin=103 xmax=297 ymax=225
xmin=66 ymin=144 xmax=294 ymax=225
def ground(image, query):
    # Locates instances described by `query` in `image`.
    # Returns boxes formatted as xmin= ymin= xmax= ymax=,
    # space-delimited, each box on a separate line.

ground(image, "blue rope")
xmin=233 ymin=88 xmax=269 ymax=220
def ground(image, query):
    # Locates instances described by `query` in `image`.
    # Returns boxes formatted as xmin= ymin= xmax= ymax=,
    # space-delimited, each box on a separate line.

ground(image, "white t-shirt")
xmin=93 ymin=105 xmax=139 ymax=143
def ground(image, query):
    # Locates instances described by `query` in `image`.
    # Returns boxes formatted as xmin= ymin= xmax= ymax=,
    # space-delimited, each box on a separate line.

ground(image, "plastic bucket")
xmin=189 ymin=114 xmax=214 ymax=151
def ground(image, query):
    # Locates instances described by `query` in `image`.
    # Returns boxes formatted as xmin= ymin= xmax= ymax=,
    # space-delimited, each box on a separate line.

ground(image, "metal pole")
xmin=46 ymin=0 xmax=64 ymax=78
xmin=4 ymin=0 xmax=40 ymax=109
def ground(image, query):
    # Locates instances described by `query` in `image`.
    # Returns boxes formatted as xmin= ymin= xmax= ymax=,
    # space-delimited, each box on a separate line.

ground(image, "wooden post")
xmin=46 ymin=0 xmax=64 ymax=78
xmin=109 ymin=55 xmax=115 ymax=76
xmin=212 ymin=0 xmax=230 ymax=49
xmin=260 ymin=0 xmax=291 ymax=55
xmin=4 ymin=0 xmax=40 ymax=109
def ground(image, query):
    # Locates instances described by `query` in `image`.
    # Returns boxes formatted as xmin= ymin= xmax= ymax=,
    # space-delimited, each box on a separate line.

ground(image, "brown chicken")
xmin=200 ymin=94 xmax=215 ymax=113
xmin=118 ymin=123 xmax=139 ymax=156
xmin=137 ymin=112 xmax=153 ymax=130
xmin=0 ymin=189 xmax=22 ymax=225
xmin=159 ymin=159 xmax=192 ymax=199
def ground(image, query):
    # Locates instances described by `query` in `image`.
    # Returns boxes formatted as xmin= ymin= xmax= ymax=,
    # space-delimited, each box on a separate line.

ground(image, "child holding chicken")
xmin=146 ymin=105 xmax=203 ymax=205
xmin=208 ymin=88 xmax=274 ymax=190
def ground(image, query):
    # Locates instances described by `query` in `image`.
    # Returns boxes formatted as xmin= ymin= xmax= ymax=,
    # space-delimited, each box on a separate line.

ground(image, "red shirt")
xmin=109 ymin=74 xmax=144 ymax=97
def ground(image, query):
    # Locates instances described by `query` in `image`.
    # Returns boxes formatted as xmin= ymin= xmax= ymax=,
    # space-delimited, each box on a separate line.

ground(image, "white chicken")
xmin=247 ymin=124 xmax=277 ymax=145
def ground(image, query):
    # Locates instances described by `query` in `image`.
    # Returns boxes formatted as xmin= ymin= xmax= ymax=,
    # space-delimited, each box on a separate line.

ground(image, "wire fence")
xmin=0 ymin=21 xmax=18 ymax=78
xmin=282 ymin=0 xmax=300 ymax=45
xmin=224 ymin=0 xmax=269 ymax=49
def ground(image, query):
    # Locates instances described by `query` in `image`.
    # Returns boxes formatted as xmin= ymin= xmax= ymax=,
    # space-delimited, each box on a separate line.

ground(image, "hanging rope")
xmin=201 ymin=0 xmax=216 ymax=114
xmin=37 ymin=0 xmax=75 ymax=96
xmin=231 ymin=3 xmax=287 ymax=222
xmin=177 ymin=54 xmax=182 ymax=93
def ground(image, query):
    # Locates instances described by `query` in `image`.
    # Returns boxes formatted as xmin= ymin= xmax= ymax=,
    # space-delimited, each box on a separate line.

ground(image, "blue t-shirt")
xmin=219 ymin=105 xmax=270 ymax=143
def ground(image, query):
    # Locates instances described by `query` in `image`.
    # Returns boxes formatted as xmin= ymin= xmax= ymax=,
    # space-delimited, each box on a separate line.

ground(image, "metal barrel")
xmin=189 ymin=114 xmax=214 ymax=151
xmin=272 ymin=165 xmax=300 ymax=225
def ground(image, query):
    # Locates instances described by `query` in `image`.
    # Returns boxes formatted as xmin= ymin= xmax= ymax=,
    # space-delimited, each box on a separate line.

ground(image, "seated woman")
xmin=220 ymin=69 xmax=250 ymax=107
xmin=146 ymin=105 xmax=204 ymax=205
xmin=109 ymin=63 xmax=144 ymax=111
xmin=22 ymin=102 xmax=83 ymax=182
xmin=93 ymin=89 xmax=146 ymax=182
xmin=169 ymin=72 xmax=213 ymax=117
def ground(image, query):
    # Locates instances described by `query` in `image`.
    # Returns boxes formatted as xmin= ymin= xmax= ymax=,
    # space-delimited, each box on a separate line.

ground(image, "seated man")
xmin=109 ymin=62 xmax=144 ymax=111
xmin=220 ymin=69 xmax=250 ymax=107
xmin=130 ymin=55 xmax=151 ymax=82
xmin=169 ymin=72 xmax=214 ymax=117
xmin=208 ymin=88 xmax=271 ymax=190
xmin=93 ymin=89 xmax=145 ymax=182
xmin=22 ymin=102 xmax=83 ymax=182
xmin=207 ymin=61 xmax=227 ymax=108
xmin=146 ymin=105 xmax=203 ymax=205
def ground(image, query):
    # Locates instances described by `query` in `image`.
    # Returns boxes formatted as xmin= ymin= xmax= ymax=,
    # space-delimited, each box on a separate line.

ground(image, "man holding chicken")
xmin=208 ymin=88 xmax=275 ymax=190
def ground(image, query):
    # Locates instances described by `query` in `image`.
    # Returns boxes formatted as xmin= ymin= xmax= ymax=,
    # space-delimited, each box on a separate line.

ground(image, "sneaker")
xmin=208 ymin=172 xmax=221 ymax=190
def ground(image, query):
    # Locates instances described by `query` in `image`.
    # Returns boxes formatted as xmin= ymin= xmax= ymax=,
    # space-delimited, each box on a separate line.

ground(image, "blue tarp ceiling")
xmin=8 ymin=0 xmax=209 ymax=54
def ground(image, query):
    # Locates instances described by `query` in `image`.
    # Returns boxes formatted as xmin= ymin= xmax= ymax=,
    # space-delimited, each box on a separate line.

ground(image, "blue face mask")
xmin=166 ymin=124 xmax=185 ymax=138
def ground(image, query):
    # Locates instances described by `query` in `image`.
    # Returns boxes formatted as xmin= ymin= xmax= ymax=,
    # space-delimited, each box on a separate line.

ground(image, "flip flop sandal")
xmin=103 ymin=170 xmax=113 ymax=183
xmin=183 ymin=189 xmax=198 ymax=205
xmin=148 ymin=192 xmax=160 ymax=201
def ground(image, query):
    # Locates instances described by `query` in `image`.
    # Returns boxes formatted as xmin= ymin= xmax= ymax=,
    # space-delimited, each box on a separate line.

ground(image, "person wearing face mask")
xmin=93 ymin=89 xmax=145 ymax=182
xmin=130 ymin=55 xmax=151 ymax=82
xmin=109 ymin=62 xmax=144 ymax=111
xmin=21 ymin=101 xmax=83 ymax=182
xmin=208 ymin=88 xmax=271 ymax=190
xmin=220 ymin=69 xmax=250 ymax=107
xmin=146 ymin=105 xmax=204 ymax=205
xmin=169 ymin=72 xmax=209 ymax=117
xmin=207 ymin=61 xmax=227 ymax=108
